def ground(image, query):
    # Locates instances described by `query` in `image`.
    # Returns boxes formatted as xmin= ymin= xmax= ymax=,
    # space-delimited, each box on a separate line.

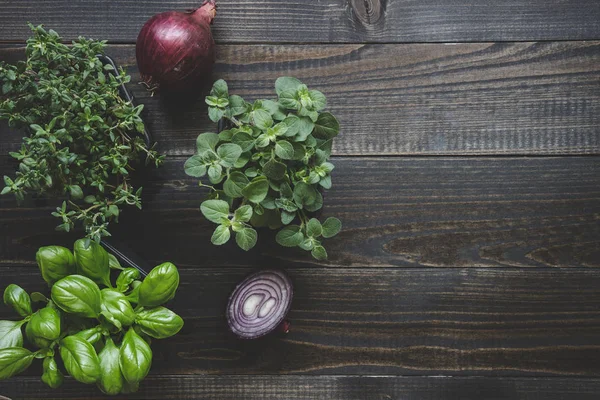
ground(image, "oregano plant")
xmin=0 ymin=25 xmax=164 ymax=242
xmin=185 ymin=78 xmax=342 ymax=260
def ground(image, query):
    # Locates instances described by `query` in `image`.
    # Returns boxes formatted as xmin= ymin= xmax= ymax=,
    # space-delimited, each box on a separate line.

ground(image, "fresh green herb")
xmin=185 ymin=78 xmax=342 ymax=259
xmin=0 ymin=239 xmax=183 ymax=395
xmin=0 ymin=25 xmax=164 ymax=242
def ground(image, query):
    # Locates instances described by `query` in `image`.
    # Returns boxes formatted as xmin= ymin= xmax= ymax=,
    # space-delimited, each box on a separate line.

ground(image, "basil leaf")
xmin=119 ymin=328 xmax=152 ymax=385
xmin=108 ymin=253 xmax=124 ymax=270
xmin=101 ymin=289 xmax=136 ymax=327
xmin=74 ymin=239 xmax=111 ymax=288
xmin=223 ymin=171 xmax=249 ymax=198
xmin=276 ymin=225 xmax=304 ymax=247
xmin=116 ymin=268 xmax=141 ymax=293
xmin=73 ymin=326 xmax=103 ymax=344
xmin=3 ymin=284 xmax=32 ymax=317
xmin=211 ymin=225 xmax=231 ymax=245
xmin=217 ymin=143 xmax=243 ymax=167
xmin=25 ymin=307 xmax=60 ymax=348
xmin=51 ymin=275 xmax=101 ymax=318
xmin=0 ymin=320 xmax=24 ymax=349
xmin=41 ymin=356 xmax=64 ymax=389
xmin=313 ymin=112 xmax=340 ymax=139
xmin=0 ymin=347 xmax=34 ymax=379
xmin=200 ymin=199 xmax=230 ymax=224
xmin=97 ymin=337 xmax=124 ymax=395
xmin=184 ymin=155 xmax=207 ymax=178
xmin=135 ymin=307 xmax=184 ymax=339
xmin=242 ymin=176 xmax=269 ymax=203
xmin=196 ymin=132 xmax=220 ymax=154
xmin=36 ymin=246 xmax=76 ymax=285
xmin=322 ymin=217 xmax=342 ymax=238
xmin=138 ymin=262 xmax=180 ymax=307
xmin=307 ymin=218 xmax=323 ymax=237
xmin=60 ymin=335 xmax=101 ymax=384
xmin=235 ymin=227 xmax=258 ymax=251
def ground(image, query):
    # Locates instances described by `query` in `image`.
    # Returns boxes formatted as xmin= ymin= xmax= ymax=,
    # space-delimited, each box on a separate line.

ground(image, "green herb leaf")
xmin=235 ymin=228 xmax=258 ymax=251
xmin=184 ymin=155 xmax=207 ymax=177
xmin=227 ymin=95 xmax=248 ymax=117
xmin=25 ymin=307 xmax=61 ymax=348
xmin=313 ymin=112 xmax=340 ymax=139
xmin=276 ymin=225 xmax=304 ymax=247
xmin=307 ymin=218 xmax=323 ymax=237
xmin=211 ymin=225 xmax=231 ymax=245
xmin=137 ymin=262 xmax=179 ymax=307
xmin=234 ymin=205 xmax=253 ymax=222
xmin=223 ymin=171 xmax=249 ymax=198
xmin=41 ymin=356 xmax=64 ymax=389
xmin=74 ymin=239 xmax=111 ymax=288
xmin=311 ymin=245 xmax=328 ymax=260
xmin=3 ymin=284 xmax=32 ymax=317
xmin=51 ymin=275 xmax=101 ymax=318
xmin=231 ymin=131 xmax=255 ymax=152
xmin=60 ymin=335 xmax=101 ymax=384
xmin=252 ymin=109 xmax=273 ymax=130
xmin=208 ymin=164 xmax=224 ymax=184
xmin=263 ymin=158 xmax=287 ymax=180
xmin=275 ymin=77 xmax=303 ymax=96
xmin=293 ymin=182 xmax=317 ymax=207
xmin=242 ymin=177 xmax=269 ymax=203
xmin=119 ymin=328 xmax=152 ymax=385
xmin=217 ymin=143 xmax=243 ymax=167
xmin=322 ymin=217 xmax=342 ymax=238
xmin=0 ymin=320 xmax=24 ymax=349
xmin=275 ymin=140 xmax=294 ymax=160
xmin=135 ymin=307 xmax=184 ymax=339
xmin=36 ymin=246 xmax=76 ymax=285
xmin=0 ymin=347 xmax=34 ymax=379
xmin=100 ymin=289 xmax=136 ymax=327
xmin=196 ymin=133 xmax=220 ymax=154
xmin=210 ymin=79 xmax=229 ymax=99
xmin=97 ymin=337 xmax=124 ymax=395
xmin=200 ymin=199 xmax=230 ymax=224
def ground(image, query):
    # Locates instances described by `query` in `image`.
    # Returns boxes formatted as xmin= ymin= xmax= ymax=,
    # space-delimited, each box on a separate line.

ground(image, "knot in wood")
xmin=350 ymin=0 xmax=383 ymax=26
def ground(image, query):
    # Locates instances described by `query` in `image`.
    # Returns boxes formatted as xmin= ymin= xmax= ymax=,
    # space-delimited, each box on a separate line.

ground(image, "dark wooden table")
xmin=1 ymin=1 xmax=600 ymax=399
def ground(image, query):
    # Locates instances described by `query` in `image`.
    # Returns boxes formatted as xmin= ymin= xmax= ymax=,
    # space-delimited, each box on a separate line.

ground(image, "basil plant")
xmin=0 ymin=239 xmax=183 ymax=395
xmin=185 ymin=78 xmax=342 ymax=260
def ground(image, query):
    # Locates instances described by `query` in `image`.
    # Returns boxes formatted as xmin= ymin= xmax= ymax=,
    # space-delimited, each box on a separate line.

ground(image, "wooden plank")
xmin=2 ymin=376 xmax=600 ymax=399
xmin=1 ymin=0 xmax=600 ymax=43
xmin=2 ymin=42 xmax=600 ymax=156
xmin=1 ymin=156 xmax=599 ymax=269
xmin=1 ymin=265 xmax=600 ymax=375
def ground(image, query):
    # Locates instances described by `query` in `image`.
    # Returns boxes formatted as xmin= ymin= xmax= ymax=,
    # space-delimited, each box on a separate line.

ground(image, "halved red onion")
xmin=227 ymin=270 xmax=293 ymax=339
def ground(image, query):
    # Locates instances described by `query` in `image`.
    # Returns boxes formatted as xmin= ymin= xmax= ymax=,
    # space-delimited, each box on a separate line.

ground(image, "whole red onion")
xmin=227 ymin=270 xmax=294 ymax=339
xmin=136 ymin=0 xmax=217 ymax=93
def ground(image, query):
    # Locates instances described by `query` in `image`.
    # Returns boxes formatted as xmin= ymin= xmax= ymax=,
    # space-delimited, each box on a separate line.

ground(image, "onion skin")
xmin=227 ymin=270 xmax=293 ymax=339
xmin=136 ymin=0 xmax=216 ymax=93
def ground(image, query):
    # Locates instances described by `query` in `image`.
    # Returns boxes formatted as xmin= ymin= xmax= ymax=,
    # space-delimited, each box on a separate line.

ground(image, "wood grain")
xmin=1 ymin=156 xmax=599 ymax=269
xmin=3 ymin=376 xmax=600 ymax=399
xmin=1 ymin=265 xmax=600 ymax=375
xmin=1 ymin=0 xmax=600 ymax=43
xmin=3 ymin=42 xmax=600 ymax=156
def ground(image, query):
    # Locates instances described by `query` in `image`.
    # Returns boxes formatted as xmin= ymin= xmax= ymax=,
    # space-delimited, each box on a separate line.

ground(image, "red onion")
xmin=136 ymin=0 xmax=217 ymax=93
xmin=227 ymin=270 xmax=293 ymax=339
